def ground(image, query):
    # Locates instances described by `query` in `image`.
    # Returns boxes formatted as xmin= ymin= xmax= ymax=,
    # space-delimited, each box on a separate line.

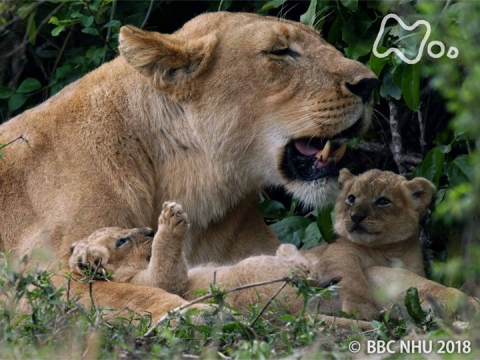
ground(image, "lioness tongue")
xmin=294 ymin=140 xmax=320 ymax=156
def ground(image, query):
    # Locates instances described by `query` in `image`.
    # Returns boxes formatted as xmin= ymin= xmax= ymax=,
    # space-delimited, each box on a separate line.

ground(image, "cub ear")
xmin=338 ymin=168 xmax=354 ymax=189
xmin=137 ymin=227 xmax=155 ymax=238
xmin=118 ymin=25 xmax=217 ymax=98
xmin=405 ymin=177 xmax=436 ymax=217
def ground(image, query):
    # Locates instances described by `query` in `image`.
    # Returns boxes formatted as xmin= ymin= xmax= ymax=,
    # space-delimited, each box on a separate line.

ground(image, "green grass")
xmin=1 ymin=252 xmax=479 ymax=359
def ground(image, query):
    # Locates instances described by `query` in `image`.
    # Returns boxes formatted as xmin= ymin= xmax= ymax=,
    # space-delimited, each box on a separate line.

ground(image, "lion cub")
xmin=69 ymin=202 xmax=189 ymax=296
xmin=318 ymin=168 xmax=435 ymax=319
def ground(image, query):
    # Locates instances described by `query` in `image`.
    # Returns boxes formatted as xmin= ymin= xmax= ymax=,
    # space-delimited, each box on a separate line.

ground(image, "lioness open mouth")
xmin=281 ymin=117 xmax=364 ymax=182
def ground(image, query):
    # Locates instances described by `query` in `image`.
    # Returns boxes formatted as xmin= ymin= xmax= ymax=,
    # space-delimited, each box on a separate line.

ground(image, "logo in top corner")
xmin=373 ymin=14 xmax=459 ymax=64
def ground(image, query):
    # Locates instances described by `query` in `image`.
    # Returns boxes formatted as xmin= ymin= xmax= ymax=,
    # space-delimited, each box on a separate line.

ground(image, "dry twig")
xmin=143 ymin=276 xmax=292 ymax=337
xmin=0 ymin=134 xmax=34 ymax=152
xmin=249 ymin=281 xmax=288 ymax=327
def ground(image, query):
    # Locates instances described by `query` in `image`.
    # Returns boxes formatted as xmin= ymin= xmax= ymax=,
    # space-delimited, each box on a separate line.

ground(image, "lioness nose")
xmin=350 ymin=213 xmax=366 ymax=224
xmin=346 ymin=78 xmax=378 ymax=103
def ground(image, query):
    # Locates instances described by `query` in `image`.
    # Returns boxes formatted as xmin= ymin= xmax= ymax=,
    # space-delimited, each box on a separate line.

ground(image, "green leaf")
xmin=17 ymin=3 xmax=34 ymax=19
xmin=445 ymin=155 xmax=473 ymax=187
xmin=270 ymin=216 xmax=311 ymax=246
xmin=368 ymin=46 xmax=388 ymax=77
xmin=103 ymin=20 xmax=121 ymax=28
xmin=340 ymin=0 xmax=357 ymax=11
xmin=401 ymin=63 xmax=420 ymax=110
xmin=344 ymin=38 xmax=372 ymax=60
xmin=259 ymin=200 xmax=287 ymax=220
xmin=278 ymin=314 xmax=296 ymax=323
xmin=438 ymin=144 xmax=451 ymax=154
xmin=317 ymin=204 xmax=335 ymax=244
xmin=0 ymin=87 xmax=14 ymax=99
xmin=51 ymin=25 xmax=65 ymax=37
xmin=415 ymin=147 xmax=444 ymax=186
xmin=258 ymin=0 xmax=287 ymax=13
xmin=49 ymin=16 xmax=60 ymax=26
xmin=8 ymin=94 xmax=27 ymax=111
xmin=404 ymin=287 xmax=426 ymax=324
xmin=27 ymin=14 xmax=37 ymax=45
xmin=92 ymin=47 xmax=106 ymax=66
xmin=17 ymin=78 xmax=41 ymax=94
xmin=380 ymin=70 xmax=401 ymax=100
xmin=82 ymin=16 xmax=94 ymax=28
xmin=327 ymin=16 xmax=342 ymax=44
xmin=300 ymin=0 xmax=318 ymax=26
xmin=82 ymin=27 xmax=99 ymax=36
xmin=70 ymin=11 xmax=84 ymax=19
xmin=301 ymin=222 xmax=322 ymax=249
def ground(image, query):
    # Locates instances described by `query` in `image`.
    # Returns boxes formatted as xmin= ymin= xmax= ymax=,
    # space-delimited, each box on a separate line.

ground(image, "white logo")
xmin=373 ymin=14 xmax=459 ymax=64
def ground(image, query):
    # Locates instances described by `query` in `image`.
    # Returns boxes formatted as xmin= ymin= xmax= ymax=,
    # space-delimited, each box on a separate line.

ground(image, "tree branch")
xmin=388 ymin=99 xmax=407 ymax=175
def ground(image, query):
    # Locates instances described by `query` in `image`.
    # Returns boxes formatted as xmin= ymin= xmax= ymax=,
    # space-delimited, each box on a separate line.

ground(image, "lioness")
xmin=69 ymin=171 xmax=476 ymax=323
xmin=0 ymin=13 xmax=379 ymax=317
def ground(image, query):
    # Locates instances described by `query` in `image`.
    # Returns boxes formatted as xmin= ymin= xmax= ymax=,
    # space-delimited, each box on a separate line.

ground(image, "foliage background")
xmin=1 ymin=0 xmax=479 ymax=357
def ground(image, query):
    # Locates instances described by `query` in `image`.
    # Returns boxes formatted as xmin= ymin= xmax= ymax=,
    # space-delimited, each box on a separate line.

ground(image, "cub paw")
xmin=69 ymin=243 xmax=110 ymax=279
xmin=159 ymin=201 xmax=190 ymax=237
xmin=276 ymin=244 xmax=301 ymax=257
xmin=343 ymin=300 xmax=379 ymax=320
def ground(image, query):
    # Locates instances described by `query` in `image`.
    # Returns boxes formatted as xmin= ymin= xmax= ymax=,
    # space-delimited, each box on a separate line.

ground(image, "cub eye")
xmin=375 ymin=197 xmax=391 ymax=207
xmin=346 ymin=195 xmax=356 ymax=205
xmin=115 ymin=237 xmax=130 ymax=248
xmin=266 ymin=47 xmax=299 ymax=57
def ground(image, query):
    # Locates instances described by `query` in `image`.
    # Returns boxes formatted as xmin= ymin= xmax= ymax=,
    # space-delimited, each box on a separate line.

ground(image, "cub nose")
xmin=350 ymin=213 xmax=366 ymax=224
xmin=346 ymin=78 xmax=378 ymax=103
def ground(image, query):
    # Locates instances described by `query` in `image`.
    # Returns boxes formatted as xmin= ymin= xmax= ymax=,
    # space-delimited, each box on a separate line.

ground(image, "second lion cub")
xmin=317 ymin=168 xmax=435 ymax=319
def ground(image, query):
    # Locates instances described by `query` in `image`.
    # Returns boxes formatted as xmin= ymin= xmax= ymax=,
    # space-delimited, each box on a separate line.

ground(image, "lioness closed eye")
xmin=69 ymin=202 xmax=189 ymax=296
xmin=317 ymin=168 xmax=436 ymax=319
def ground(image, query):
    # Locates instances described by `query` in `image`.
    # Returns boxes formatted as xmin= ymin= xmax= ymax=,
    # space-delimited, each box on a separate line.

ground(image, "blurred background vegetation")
xmin=0 ymin=0 xmax=478 ymax=292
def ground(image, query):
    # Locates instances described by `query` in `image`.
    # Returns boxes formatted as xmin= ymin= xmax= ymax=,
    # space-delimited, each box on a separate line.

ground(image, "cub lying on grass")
xmin=69 ymin=201 xmax=189 ymax=296
xmin=69 ymin=170 xmax=474 ymax=322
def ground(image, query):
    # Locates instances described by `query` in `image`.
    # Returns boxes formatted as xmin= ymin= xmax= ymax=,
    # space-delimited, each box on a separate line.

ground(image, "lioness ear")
xmin=405 ymin=177 xmax=436 ymax=217
xmin=338 ymin=168 xmax=354 ymax=189
xmin=119 ymin=25 xmax=217 ymax=97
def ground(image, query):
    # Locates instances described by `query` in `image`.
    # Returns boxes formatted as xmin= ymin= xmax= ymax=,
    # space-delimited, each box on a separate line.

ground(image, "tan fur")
xmin=72 ymin=173 xmax=476 ymax=322
xmin=0 ymin=13 xmax=376 ymax=317
xmin=69 ymin=220 xmax=315 ymax=313
xmin=316 ymin=169 xmax=435 ymax=319
xmin=69 ymin=202 xmax=189 ymax=296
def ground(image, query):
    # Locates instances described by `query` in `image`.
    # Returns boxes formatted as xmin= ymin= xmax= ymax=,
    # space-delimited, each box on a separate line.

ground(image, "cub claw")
xmin=159 ymin=201 xmax=190 ymax=236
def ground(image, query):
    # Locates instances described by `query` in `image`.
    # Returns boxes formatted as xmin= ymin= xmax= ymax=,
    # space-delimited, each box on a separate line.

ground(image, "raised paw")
xmin=276 ymin=244 xmax=301 ymax=257
xmin=159 ymin=201 xmax=190 ymax=237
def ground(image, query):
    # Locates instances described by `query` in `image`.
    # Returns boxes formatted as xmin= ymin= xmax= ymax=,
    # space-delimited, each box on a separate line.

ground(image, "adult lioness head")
xmin=118 ymin=12 xmax=377 ymax=208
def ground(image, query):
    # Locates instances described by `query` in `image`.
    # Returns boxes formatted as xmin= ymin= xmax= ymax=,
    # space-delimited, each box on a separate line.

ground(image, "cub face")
xmin=334 ymin=169 xmax=435 ymax=246
xmin=69 ymin=227 xmax=154 ymax=277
